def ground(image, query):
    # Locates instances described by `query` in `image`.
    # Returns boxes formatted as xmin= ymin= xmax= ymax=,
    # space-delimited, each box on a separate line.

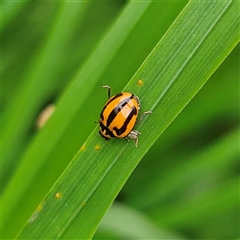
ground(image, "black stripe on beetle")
xmin=100 ymin=93 xmax=123 ymax=121
xmin=106 ymin=94 xmax=135 ymax=127
xmin=113 ymin=106 xmax=137 ymax=136
xmin=106 ymin=100 xmax=129 ymax=127
xmin=99 ymin=122 xmax=115 ymax=139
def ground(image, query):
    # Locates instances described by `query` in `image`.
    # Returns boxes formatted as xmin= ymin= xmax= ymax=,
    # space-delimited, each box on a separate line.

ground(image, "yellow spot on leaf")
xmin=137 ymin=79 xmax=144 ymax=86
xmin=36 ymin=204 xmax=43 ymax=212
xmin=55 ymin=192 xmax=62 ymax=199
xmin=94 ymin=144 xmax=100 ymax=150
xmin=28 ymin=201 xmax=45 ymax=223
xmin=80 ymin=143 xmax=86 ymax=152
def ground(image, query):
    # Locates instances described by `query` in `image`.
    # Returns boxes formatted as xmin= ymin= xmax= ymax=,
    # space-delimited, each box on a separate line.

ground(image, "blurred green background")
xmin=2 ymin=1 xmax=239 ymax=239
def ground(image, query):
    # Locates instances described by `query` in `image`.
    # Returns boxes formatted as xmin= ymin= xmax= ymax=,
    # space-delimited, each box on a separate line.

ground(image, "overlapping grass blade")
xmin=2 ymin=2 xmax=89 ymax=183
xmin=96 ymin=202 xmax=183 ymax=239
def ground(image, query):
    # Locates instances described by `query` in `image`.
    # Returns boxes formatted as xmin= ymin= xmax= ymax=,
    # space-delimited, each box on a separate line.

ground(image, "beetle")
xmin=97 ymin=85 xmax=151 ymax=147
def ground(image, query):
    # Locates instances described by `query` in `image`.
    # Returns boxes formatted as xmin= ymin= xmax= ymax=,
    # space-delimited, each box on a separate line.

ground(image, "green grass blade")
xmin=1 ymin=1 xmax=27 ymax=32
xmin=2 ymin=2 xmax=89 ymax=182
xmin=1 ymin=1 xmax=152 ymax=237
xmin=120 ymin=44 xmax=239 ymax=239
xmin=2 ymin=2 xmax=187 ymax=238
xmin=14 ymin=1 xmax=239 ymax=239
xmin=95 ymin=202 xmax=183 ymax=239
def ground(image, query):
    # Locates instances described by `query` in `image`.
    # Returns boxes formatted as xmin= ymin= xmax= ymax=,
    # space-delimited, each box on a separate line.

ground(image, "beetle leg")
xmin=127 ymin=130 xmax=141 ymax=147
xmin=137 ymin=111 xmax=152 ymax=124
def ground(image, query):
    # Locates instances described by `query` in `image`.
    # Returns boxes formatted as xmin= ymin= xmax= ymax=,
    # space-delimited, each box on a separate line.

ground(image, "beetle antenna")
xmin=102 ymin=85 xmax=111 ymax=99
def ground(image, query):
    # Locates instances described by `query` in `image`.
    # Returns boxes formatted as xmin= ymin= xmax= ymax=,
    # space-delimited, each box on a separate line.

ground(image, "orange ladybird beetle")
xmin=97 ymin=85 xmax=151 ymax=147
